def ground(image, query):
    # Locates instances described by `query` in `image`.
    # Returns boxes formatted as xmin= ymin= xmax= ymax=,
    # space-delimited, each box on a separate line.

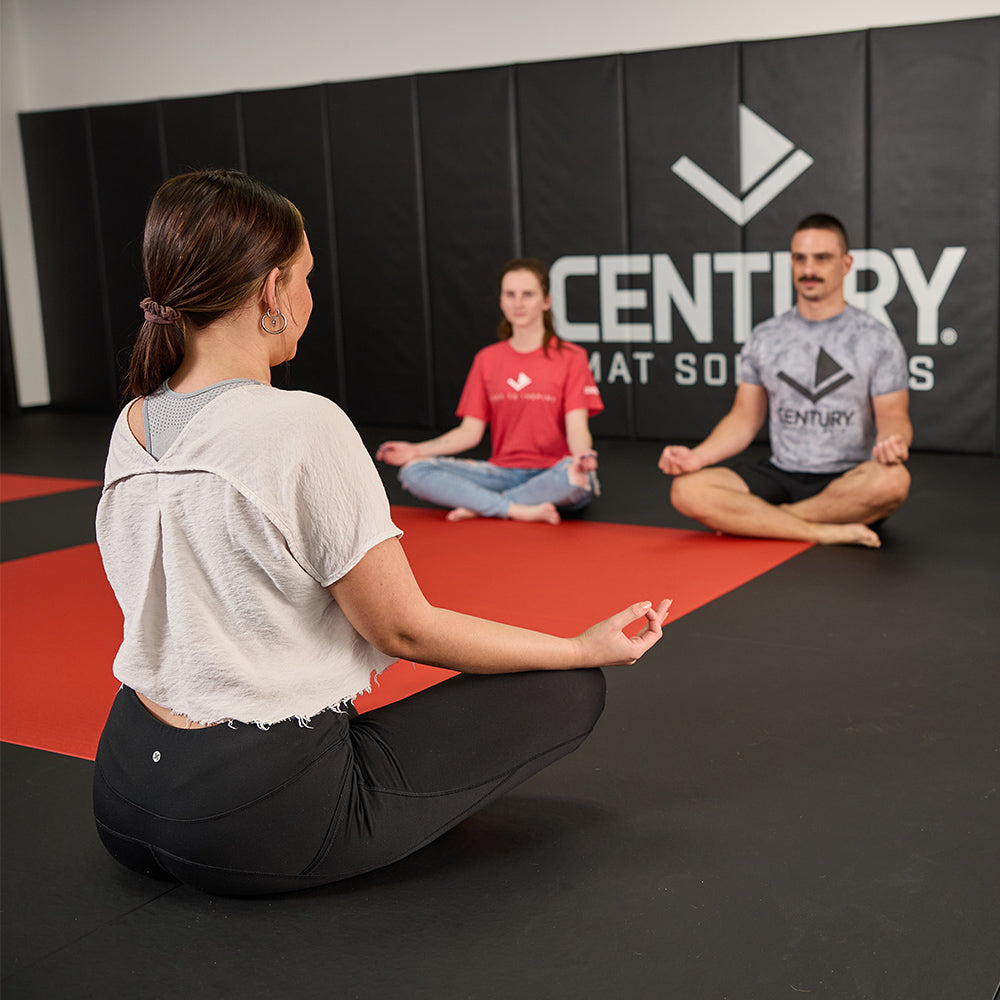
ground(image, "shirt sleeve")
xmin=738 ymin=331 xmax=763 ymax=386
xmin=455 ymin=350 xmax=492 ymax=422
xmin=563 ymin=346 xmax=604 ymax=415
xmin=870 ymin=330 xmax=910 ymax=397
xmin=276 ymin=396 xmax=401 ymax=587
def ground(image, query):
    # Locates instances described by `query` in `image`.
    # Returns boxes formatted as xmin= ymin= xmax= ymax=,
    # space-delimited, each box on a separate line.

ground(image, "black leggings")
xmin=93 ymin=669 xmax=606 ymax=896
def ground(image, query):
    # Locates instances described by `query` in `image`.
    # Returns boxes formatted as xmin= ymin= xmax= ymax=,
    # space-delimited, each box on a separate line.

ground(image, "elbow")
xmin=365 ymin=629 xmax=422 ymax=662
xmin=356 ymin=606 xmax=438 ymax=663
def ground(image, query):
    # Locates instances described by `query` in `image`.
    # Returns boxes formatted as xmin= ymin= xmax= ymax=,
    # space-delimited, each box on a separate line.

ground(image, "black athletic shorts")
xmin=729 ymin=458 xmax=845 ymax=505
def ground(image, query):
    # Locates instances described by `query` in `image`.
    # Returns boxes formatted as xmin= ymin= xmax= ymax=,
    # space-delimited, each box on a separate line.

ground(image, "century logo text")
xmin=549 ymin=248 xmax=966 ymax=391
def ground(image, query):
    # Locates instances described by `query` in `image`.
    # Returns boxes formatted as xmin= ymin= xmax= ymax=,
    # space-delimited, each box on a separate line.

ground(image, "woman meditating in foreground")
xmin=93 ymin=169 xmax=670 ymax=896
xmin=377 ymin=258 xmax=603 ymax=525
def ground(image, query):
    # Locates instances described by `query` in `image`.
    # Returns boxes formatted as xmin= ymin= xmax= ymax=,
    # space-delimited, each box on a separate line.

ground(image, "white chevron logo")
xmin=671 ymin=105 xmax=813 ymax=225
xmin=506 ymin=372 xmax=533 ymax=392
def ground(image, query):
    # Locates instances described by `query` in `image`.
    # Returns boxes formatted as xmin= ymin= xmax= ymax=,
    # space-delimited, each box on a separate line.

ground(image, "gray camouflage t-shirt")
xmin=739 ymin=305 xmax=908 ymax=474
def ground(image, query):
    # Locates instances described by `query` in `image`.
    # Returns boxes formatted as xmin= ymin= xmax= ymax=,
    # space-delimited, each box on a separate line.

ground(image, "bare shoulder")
xmin=126 ymin=398 xmax=146 ymax=448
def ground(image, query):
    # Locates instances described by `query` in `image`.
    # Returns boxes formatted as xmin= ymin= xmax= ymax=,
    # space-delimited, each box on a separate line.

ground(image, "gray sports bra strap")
xmin=143 ymin=380 xmax=256 ymax=460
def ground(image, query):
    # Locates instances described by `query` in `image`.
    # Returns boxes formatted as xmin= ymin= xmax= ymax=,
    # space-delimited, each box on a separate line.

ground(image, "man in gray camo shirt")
xmin=658 ymin=214 xmax=912 ymax=548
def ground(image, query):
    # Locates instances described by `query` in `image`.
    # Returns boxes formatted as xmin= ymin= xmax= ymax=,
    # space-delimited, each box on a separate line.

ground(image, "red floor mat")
xmin=0 ymin=507 xmax=809 ymax=759
xmin=1 ymin=473 xmax=101 ymax=502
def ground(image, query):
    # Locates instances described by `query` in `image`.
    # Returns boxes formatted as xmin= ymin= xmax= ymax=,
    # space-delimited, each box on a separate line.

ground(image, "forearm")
xmin=678 ymin=384 xmax=767 ymax=468
xmin=412 ymin=418 xmax=484 ymax=458
xmin=565 ymin=408 xmax=594 ymax=458
xmin=875 ymin=413 xmax=913 ymax=447
xmin=566 ymin=425 xmax=593 ymax=456
xmin=329 ymin=539 xmax=666 ymax=672
xmin=376 ymin=603 xmax=588 ymax=673
xmin=689 ymin=412 xmax=760 ymax=465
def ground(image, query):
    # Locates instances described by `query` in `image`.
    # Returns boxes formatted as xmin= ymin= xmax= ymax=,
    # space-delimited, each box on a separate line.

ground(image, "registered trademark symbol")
xmin=940 ymin=328 xmax=958 ymax=346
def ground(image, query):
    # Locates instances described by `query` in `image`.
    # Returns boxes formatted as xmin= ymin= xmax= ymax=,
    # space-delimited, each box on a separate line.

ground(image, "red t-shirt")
xmin=457 ymin=340 xmax=604 ymax=469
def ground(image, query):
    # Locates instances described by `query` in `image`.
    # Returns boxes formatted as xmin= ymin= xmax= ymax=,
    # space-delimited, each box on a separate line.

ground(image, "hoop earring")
xmin=261 ymin=308 xmax=287 ymax=334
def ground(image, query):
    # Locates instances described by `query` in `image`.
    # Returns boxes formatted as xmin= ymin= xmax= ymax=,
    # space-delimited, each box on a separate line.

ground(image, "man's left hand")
xmin=872 ymin=434 xmax=909 ymax=465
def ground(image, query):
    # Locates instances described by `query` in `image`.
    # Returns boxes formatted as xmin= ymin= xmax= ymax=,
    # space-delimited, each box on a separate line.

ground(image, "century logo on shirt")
xmin=776 ymin=348 xmax=856 ymax=430
xmin=506 ymin=372 xmax=533 ymax=392
xmin=777 ymin=348 xmax=853 ymax=404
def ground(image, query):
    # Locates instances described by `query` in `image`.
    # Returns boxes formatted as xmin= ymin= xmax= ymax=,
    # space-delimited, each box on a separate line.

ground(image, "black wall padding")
xmin=17 ymin=17 xmax=1000 ymax=454
xmin=20 ymin=108 xmax=114 ymax=410
xmin=89 ymin=101 xmax=165 ymax=395
xmin=161 ymin=93 xmax=243 ymax=178
xmin=242 ymin=85 xmax=342 ymax=401
xmin=326 ymin=77 xmax=429 ymax=423
xmin=518 ymin=55 xmax=631 ymax=435
xmin=1 ymin=245 xmax=18 ymax=416
xmin=869 ymin=20 xmax=1000 ymax=454
xmin=417 ymin=67 xmax=518 ymax=427
xmin=741 ymin=31 xmax=868 ymax=254
xmin=624 ymin=43 xmax=741 ymax=440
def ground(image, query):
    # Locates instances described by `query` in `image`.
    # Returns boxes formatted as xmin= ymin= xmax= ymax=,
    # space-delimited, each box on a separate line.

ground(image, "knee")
xmin=575 ymin=667 xmax=607 ymax=723
xmin=868 ymin=462 xmax=911 ymax=512
xmin=528 ymin=668 xmax=606 ymax=735
xmin=670 ymin=472 xmax=705 ymax=518
xmin=560 ymin=668 xmax=607 ymax=734
xmin=398 ymin=458 xmax=434 ymax=490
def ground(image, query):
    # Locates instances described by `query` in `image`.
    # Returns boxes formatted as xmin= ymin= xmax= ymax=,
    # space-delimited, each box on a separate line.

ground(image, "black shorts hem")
xmin=729 ymin=459 xmax=847 ymax=505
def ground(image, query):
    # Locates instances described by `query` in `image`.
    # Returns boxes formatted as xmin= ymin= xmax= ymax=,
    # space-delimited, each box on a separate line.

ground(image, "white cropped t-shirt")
xmin=96 ymin=384 xmax=401 ymax=725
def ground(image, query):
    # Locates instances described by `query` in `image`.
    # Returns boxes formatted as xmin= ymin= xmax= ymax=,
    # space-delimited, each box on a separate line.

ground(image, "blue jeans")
xmin=398 ymin=457 xmax=596 ymax=518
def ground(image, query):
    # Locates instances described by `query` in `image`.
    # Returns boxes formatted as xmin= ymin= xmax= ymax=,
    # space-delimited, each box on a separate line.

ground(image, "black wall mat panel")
xmin=417 ymin=67 xmax=517 ymax=427
xmin=742 ymin=31 xmax=867 ymax=258
xmin=19 ymin=109 xmax=114 ymax=410
xmin=869 ymin=18 xmax=1000 ymax=454
xmin=739 ymin=32 xmax=866 ymax=439
xmin=626 ymin=44 xmax=740 ymax=250
xmin=1 ymin=247 xmax=17 ymax=415
xmin=161 ymin=93 xmax=243 ymax=176
xmin=517 ymin=56 xmax=625 ymax=259
xmin=517 ymin=55 xmax=631 ymax=437
xmin=624 ymin=44 xmax=741 ymax=440
xmin=326 ymin=77 xmax=430 ymax=425
xmin=89 ymin=101 xmax=166 ymax=402
xmin=17 ymin=17 xmax=999 ymax=452
xmin=242 ymin=85 xmax=342 ymax=402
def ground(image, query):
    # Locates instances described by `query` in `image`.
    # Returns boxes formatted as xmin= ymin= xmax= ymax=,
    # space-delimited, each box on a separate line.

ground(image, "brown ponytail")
xmin=124 ymin=169 xmax=304 ymax=399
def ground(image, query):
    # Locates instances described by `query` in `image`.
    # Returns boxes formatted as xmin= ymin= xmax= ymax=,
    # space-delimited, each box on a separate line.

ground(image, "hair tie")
xmin=140 ymin=297 xmax=180 ymax=325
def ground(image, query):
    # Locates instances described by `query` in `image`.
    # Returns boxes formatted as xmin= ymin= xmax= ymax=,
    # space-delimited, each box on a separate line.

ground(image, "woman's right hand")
xmin=574 ymin=599 xmax=672 ymax=666
xmin=376 ymin=441 xmax=419 ymax=466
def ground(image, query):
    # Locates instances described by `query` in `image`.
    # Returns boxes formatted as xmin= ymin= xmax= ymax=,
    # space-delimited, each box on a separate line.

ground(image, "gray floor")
xmin=2 ymin=410 xmax=999 ymax=1000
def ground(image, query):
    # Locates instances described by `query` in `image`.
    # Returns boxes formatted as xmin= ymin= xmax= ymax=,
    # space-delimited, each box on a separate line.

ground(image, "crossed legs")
xmin=399 ymin=457 xmax=594 ymax=524
xmin=670 ymin=460 xmax=911 ymax=547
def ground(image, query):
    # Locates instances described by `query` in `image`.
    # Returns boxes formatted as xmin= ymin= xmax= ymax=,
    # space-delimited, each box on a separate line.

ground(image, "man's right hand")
xmin=658 ymin=445 xmax=706 ymax=476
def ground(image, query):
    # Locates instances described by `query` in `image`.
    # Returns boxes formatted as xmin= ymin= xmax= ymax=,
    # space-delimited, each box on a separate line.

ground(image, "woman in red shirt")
xmin=378 ymin=258 xmax=603 ymax=524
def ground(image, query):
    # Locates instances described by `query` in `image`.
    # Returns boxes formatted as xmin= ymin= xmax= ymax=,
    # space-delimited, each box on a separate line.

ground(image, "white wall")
xmin=3 ymin=0 xmax=998 ymax=405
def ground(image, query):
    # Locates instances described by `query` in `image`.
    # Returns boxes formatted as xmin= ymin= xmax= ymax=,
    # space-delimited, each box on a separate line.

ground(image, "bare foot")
xmin=446 ymin=506 xmax=480 ymax=522
xmin=507 ymin=502 xmax=561 ymax=525
xmin=812 ymin=522 xmax=881 ymax=548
